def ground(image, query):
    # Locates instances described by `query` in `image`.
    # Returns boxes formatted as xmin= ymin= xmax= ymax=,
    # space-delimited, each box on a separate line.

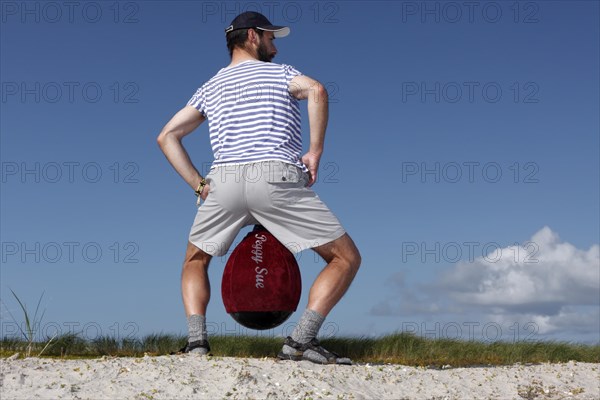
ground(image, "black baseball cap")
xmin=225 ymin=11 xmax=290 ymax=38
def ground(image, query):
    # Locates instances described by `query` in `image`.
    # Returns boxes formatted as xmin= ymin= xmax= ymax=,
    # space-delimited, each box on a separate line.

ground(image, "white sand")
xmin=1 ymin=355 xmax=598 ymax=399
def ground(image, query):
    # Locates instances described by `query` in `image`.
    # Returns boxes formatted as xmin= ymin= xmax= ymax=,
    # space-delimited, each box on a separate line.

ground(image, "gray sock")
xmin=187 ymin=314 xmax=207 ymax=343
xmin=282 ymin=309 xmax=351 ymax=364
xmin=290 ymin=309 xmax=325 ymax=344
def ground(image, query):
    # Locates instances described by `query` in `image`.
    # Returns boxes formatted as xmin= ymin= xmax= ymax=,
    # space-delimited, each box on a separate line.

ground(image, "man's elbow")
xmin=314 ymin=83 xmax=328 ymax=103
xmin=156 ymin=129 xmax=172 ymax=149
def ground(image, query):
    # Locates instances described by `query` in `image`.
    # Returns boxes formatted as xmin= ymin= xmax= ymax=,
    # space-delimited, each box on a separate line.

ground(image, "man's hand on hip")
xmin=301 ymin=152 xmax=321 ymax=186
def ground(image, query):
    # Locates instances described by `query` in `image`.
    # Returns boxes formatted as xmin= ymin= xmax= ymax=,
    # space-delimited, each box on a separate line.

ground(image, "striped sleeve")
xmin=283 ymin=64 xmax=302 ymax=86
xmin=187 ymin=85 xmax=206 ymax=116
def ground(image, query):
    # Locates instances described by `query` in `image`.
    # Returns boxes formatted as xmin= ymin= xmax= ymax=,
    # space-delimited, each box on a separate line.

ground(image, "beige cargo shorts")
xmin=188 ymin=161 xmax=346 ymax=256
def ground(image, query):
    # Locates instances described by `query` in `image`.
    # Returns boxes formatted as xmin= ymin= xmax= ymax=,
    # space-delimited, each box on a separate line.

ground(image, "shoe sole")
xmin=277 ymin=351 xmax=351 ymax=365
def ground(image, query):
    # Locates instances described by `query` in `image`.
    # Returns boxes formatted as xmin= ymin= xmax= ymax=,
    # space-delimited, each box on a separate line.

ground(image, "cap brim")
xmin=256 ymin=26 xmax=290 ymax=38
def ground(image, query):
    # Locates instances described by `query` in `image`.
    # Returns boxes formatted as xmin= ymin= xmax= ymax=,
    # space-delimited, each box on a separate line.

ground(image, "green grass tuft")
xmin=1 ymin=331 xmax=598 ymax=365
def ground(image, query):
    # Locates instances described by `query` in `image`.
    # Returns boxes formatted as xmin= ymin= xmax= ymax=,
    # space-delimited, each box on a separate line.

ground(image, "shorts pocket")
xmin=198 ymin=170 xmax=216 ymax=206
xmin=205 ymin=171 xmax=215 ymax=193
xmin=265 ymin=162 xmax=302 ymax=184
xmin=266 ymin=163 xmax=310 ymax=206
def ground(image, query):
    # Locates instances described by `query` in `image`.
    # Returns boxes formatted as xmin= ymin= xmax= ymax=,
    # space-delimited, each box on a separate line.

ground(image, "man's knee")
xmin=344 ymin=236 xmax=361 ymax=273
xmin=316 ymin=234 xmax=361 ymax=273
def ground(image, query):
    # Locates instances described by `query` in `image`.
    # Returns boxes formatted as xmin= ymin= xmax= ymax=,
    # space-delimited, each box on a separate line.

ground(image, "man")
xmin=157 ymin=11 xmax=361 ymax=365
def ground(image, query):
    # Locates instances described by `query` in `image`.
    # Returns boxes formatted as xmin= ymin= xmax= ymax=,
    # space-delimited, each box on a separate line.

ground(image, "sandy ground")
xmin=1 ymin=354 xmax=598 ymax=400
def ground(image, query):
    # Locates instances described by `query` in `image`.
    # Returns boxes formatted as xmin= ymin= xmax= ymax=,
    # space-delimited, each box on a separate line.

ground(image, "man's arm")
xmin=157 ymin=105 xmax=208 ymax=197
xmin=289 ymin=74 xmax=329 ymax=186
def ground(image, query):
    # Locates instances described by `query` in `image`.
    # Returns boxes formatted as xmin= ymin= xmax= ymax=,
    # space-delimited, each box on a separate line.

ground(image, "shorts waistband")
xmin=207 ymin=161 xmax=305 ymax=184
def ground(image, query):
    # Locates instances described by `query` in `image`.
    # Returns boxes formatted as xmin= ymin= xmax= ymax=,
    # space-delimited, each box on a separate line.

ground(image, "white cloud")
xmin=441 ymin=226 xmax=599 ymax=312
xmin=371 ymin=227 xmax=600 ymax=342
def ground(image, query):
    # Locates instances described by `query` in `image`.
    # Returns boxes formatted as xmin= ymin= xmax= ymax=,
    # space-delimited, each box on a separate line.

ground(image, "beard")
xmin=257 ymin=41 xmax=274 ymax=62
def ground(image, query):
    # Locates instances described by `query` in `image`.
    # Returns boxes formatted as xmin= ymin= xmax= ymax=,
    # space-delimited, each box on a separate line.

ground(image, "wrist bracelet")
xmin=195 ymin=179 xmax=206 ymax=206
xmin=195 ymin=178 xmax=206 ymax=197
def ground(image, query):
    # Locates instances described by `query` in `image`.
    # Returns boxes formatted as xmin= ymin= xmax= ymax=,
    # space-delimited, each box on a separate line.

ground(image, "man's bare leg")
xmin=182 ymin=241 xmax=212 ymax=316
xmin=308 ymin=233 xmax=361 ymax=317
xmin=181 ymin=241 xmax=212 ymax=353
xmin=279 ymin=233 xmax=361 ymax=364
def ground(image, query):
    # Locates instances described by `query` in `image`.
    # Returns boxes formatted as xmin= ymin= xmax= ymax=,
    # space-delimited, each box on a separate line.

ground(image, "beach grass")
xmin=1 ymin=332 xmax=598 ymax=366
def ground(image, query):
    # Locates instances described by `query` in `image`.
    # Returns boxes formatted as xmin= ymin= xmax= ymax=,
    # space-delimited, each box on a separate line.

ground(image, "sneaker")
xmin=277 ymin=336 xmax=352 ymax=365
xmin=175 ymin=339 xmax=211 ymax=355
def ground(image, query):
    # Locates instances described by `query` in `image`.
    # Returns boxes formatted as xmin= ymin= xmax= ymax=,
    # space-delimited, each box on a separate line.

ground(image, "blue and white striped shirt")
xmin=187 ymin=60 xmax=304 ymax=169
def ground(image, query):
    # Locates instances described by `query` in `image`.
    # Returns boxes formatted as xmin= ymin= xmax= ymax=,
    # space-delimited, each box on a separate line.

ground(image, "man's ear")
xmin=247 ymin=28 xmax=259 ymax=44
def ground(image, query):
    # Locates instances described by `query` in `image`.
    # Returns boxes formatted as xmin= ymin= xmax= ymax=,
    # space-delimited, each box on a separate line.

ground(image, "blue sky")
xmin=1 ymin=1 xmax=599 ymax=345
